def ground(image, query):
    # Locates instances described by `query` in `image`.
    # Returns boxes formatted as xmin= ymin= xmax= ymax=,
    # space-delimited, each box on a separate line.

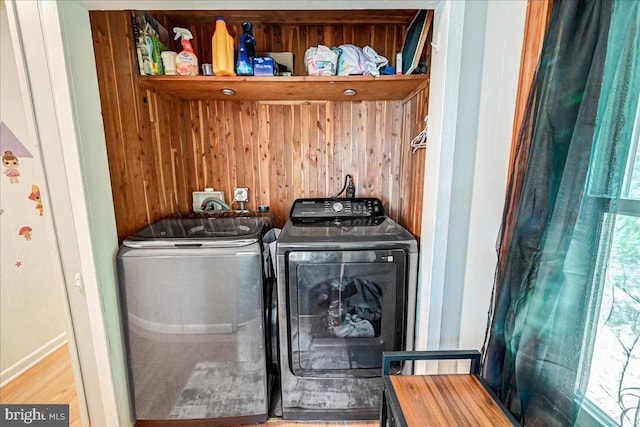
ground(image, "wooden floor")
xmin=0 ymin=344 xmax=377 ymax=427
xmin=0 ymin=344 xmax=82 ymax=426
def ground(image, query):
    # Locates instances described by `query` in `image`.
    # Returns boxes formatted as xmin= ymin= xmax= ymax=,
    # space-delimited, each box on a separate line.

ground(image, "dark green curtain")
xmin=483 ymin=0 xmax=640 ymax=425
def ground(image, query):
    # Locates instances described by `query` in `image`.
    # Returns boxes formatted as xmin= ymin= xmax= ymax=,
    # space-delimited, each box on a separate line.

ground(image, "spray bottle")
xmin=236 ymin=22 xmax=256 ymax=76
xmin=173 ymin=27 xmax=198 ymax=76
xmin=212 ymin=17 xmax=236 ymax=76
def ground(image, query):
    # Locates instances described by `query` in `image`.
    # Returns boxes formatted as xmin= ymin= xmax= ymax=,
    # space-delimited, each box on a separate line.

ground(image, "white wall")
xmin=415 ymin=0 xmax=527 ymax=363
xmin=458 ymin=0 xmax=527 ymax=352
xmin=0 ymin=5 xmax=67 ymax=386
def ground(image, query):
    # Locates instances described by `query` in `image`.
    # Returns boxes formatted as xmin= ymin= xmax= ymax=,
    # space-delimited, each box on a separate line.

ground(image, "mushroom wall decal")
xmin=19 ymin=226 xmax=32 ymax=241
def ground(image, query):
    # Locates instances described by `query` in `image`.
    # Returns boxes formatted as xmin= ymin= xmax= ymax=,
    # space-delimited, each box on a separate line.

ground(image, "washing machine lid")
xmin=277 ymin=218 xmax=418 ymax=252
xmin=122 ymin=217 xmax=266 ymax=248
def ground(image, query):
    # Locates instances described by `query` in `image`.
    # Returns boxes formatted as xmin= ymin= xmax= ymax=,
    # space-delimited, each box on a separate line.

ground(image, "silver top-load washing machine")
xmin=276 ymin=198 xmax=418 ymax=421
xmin=116 ymin=215 xmax=274 ymax=425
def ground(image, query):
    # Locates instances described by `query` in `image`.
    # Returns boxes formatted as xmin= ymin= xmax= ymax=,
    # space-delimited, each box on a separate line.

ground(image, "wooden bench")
xmin=380 ymin=351 xmax=520 ymax=426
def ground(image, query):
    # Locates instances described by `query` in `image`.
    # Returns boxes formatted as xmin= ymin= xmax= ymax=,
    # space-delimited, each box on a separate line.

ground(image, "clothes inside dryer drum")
xmin=310 ymin=277 xmax=383 ymax=337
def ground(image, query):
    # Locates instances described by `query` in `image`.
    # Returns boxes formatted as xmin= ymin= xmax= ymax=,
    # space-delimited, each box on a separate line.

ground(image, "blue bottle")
xmin=236 ymin=22 xmax=256 ymax=76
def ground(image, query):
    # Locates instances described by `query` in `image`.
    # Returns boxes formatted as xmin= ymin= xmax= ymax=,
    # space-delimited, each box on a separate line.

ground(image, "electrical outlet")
xmin=234 ymin=187 xmax=249 ymax=202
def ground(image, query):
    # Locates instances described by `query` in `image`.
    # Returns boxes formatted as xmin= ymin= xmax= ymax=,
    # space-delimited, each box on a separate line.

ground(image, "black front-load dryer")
xmin=275 ymin=198 xmax=418 ymax=421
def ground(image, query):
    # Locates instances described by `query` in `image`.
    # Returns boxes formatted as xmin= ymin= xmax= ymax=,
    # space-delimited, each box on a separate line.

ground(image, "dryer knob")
xmin=332 ymin=201 xmax=344 ymax=213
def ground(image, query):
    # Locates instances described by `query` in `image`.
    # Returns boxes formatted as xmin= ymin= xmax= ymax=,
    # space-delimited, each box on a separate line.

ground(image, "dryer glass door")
xmin=287 ymin=249 xmax=406 ymax=377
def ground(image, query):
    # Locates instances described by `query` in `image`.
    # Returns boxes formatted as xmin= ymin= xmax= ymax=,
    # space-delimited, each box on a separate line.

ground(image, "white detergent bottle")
xmin=173 ymin=27 xmax=198 ymax=76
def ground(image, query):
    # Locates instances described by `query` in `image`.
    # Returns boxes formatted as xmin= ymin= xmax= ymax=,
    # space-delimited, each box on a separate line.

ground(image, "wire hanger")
xmin=411 ymin=115 xmax=428 ymax=153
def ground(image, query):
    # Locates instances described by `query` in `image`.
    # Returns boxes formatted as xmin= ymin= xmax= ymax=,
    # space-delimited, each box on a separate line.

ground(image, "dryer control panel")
xmin=289 ymin=197 xmax=385 ymax=221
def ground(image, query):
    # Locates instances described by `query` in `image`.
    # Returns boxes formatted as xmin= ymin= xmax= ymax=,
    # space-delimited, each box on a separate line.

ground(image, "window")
xmin=580 ymin=103 xmax=640 ymax=426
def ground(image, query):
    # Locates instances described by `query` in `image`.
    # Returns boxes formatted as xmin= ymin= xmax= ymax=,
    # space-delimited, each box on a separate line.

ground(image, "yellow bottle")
xmin=212 ymin=17 xmax=236 ymax=76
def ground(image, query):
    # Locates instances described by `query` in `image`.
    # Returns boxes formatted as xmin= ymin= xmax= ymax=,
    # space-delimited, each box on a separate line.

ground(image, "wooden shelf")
xmin=138 ymin=74 xmax=429 ymax=101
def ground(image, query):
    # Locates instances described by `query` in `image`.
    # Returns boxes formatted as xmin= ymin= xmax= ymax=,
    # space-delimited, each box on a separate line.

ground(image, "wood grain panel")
xmin=151 ymin=96 xmax=425 ymax=230
xmin=158 ymin=10 xmax=419 ymax=26
xmin=390 ymin=374 xmax=514 ymax=426
xmin=91 ymin=11 xmax=192 ymax=240
xmin=91 ymin=12 xmax=151 ymax=239
xmin=137 ymin=75 xmax=429 ymax=102
xmin=143 ymin=10 xmax=428 ymax=77
xmin=92 ymin=10 xmax=428 ymax=238
xmin=397 ymin=86 xmax=428 ymax=237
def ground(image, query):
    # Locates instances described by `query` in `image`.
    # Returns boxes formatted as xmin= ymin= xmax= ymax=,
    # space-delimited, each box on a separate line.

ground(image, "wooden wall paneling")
xmin=190 ymin=101 xmax=215 ymax=201
xmin=229 ymin=103 xmax=242 ymax=188
xmin=354 ymin=25 xmax=370 ymax=51
xmin=342 ymin=101 xmax=354 ymax=197
xmin=221 ymin=104 xmax=232 ymax=193
xmin=170 ymin=99 xmax=192 ymax=213
xmin=358 ymin=101 xmax=368 ymax=196
xmin=297 ymin=103 xmax=307 ymax=198
xmin=90 ymin=11 xmax=158 ymax=240
xmin=147 ymin=91 xmax=168 ymax=214
xmin=397 ymin=87 xmax=428 ymax=237
xmin=323 ymin=102 xmax=335 ymax=195
xmin=398 ymin=90 xmax=428 ymax=237
xmin=125 ymin=61 xmax=157 ymax=229
xmin=157 ymin=10 xmax=420 ymax=26
xmin=331 ymin=102 xmax=344 ymax=196
xmin=271 ymin=105 xmax=287 ymax=224
xmin=258 ymin=104 xmax=271 ymax=206
xmin=92 ymin=10 xmax=430 ymax=235
xmin=390 ymin=101 xmax=405 ymax=221
xmin=285 ymin=25 xmax=301 ymax=73
xmin=188 ymin=99 xmax=203 ymax=192
xmin=323 ymin=25 xmax=336 ymax=50
xmin=208 ymin=101 xmax=220 ymax=191
xmin=220 ymin=102 xmax=235 ymax=196
xmin=363 ymin=101 xmax=377 ymax=196
xmin=198 ymin=100 xmax=212 ymax=191
xmin=364 ymin=101 xmax=377 ymax=196
xmin=90 ymin=12 xmax=129 ymax=231
xmin=314 ymin=104 xmax=325 ymax=196
xmin=411 ymin=93 xmax=423 ymax=232
xmin=185 ymin=98 xmax=206 ymax=196
xmin=398 ymin=96 xmax=413 ymax=231
xmin=393 ymin=99 xmax=410 ymax=224
xmin=308 ymin=103 xmax=317 ymax=198
xmin=380 ymin=101 xmax=393 ymax=218
xmin=145 ymin=91 xmax=193 ymax=220
xmin=380 ymin=101 xmax=393 ymax=205
xmin=242 ymin=102 xmax=258 ymax=203
xmin=283 ymin=106 xmax=295 ymax=206
xmin=146 ymin=12 xmax=425 ymax=78
xmin=347 ymin=101 xmax=359 ymax=194
xmin=270 ymin=22 xmax=284 ymax=53
xmin=211 ymin=102 xmax=226 ymax=193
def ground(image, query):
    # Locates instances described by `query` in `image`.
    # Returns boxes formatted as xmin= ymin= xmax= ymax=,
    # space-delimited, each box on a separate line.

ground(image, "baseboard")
xmin=0 ymin=332 xmax=67 ymax=387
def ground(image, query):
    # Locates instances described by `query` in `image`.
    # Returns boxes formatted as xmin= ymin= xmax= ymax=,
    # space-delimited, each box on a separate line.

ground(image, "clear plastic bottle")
xmin=212 ymin=17 xmax=236 ymax=76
